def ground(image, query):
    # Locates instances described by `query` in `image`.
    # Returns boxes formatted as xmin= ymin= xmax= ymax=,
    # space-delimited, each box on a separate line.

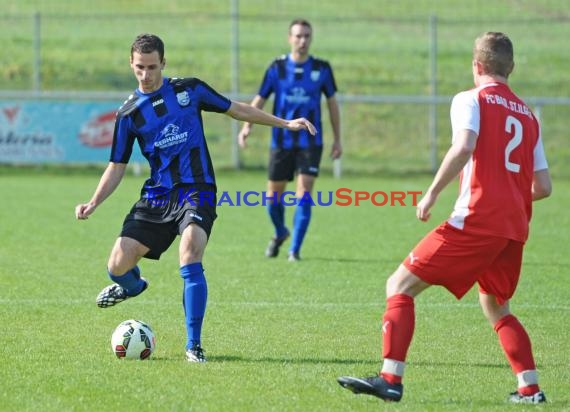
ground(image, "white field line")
xmin=0 ymin=299 xmax=568 ymax=311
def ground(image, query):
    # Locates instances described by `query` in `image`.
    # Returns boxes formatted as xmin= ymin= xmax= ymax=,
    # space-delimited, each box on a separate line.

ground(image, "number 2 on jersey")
xmin=505 ymin=115 xmax=522 ymax=173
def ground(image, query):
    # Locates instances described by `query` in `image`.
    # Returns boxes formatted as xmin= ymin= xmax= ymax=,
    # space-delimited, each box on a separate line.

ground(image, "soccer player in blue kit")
xmin=238 ymin=19 xmax=342 ymax=261
xmin=75 ymin=33 xmax=316 ymax=362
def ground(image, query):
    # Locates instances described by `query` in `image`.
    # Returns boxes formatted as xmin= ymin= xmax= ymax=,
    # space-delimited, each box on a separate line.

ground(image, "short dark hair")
xmin=131 ymin=33 xmax=165 ymax=62
xmin=289 ymin=18 xmax=312 ymax=33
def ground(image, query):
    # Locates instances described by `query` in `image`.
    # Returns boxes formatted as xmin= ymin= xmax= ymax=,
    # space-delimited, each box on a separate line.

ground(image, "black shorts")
xmin=120 ymin=184 xmax=217 ymax=260
xmin=268 ymin=146 xmax=323 ymax=181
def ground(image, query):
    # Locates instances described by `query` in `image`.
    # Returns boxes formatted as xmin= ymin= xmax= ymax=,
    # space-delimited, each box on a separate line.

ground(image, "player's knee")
xmin=479 ymin=294 xmax=511 ymax=325
xmin=107 ymin=241 xmax=139 ymax=274
xmin=107 ymin=254 xmax=131 ymax=275
xmin=180 ymin=249 xmax=204 ymax=264
xmin=386 ymin=265 xmax=428 ymax=298
xmin=386 ymin=270 xmax=408 ymax=297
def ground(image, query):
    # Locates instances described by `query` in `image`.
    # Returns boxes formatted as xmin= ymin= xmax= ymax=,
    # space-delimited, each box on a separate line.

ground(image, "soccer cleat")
xmin=265 ymin=230 xmax=290 ymax=257
xmin=337 ymin=375 xmax=403 ymax=402
xmin=186 ymin=343 xmax=207 ymax=363
xmin=288 ymin=252 xmax=301 ymax=262
xmin=508 ymin=390 xmax=546 ymax=404
xmin=96 ymin=278 xmax=148 ymax=308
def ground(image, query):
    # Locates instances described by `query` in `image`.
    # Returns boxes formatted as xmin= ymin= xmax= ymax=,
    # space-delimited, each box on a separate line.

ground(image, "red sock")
xmin=518 ymin=384 xmax=540 ymax=396
xmin=381 ymin=294 xmax=415 ymax=363
xmin=381 ymin=372 xmax=402 ymax=385
xmin=494 ymin=314 xmax=537 ymax=374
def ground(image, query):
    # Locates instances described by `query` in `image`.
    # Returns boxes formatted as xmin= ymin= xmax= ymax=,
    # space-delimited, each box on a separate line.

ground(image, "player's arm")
xmin=326 ymin=95 xmax=342 ymax=159
xmin=532 ymin=169 xmax=552 ymax=201
xmin=416 ymin=128 xmax=477 ymax=221
xmin=237 ymin=95 xmax=267 ymax=148
xmin=75 ymin=162 xmax=127 ymax=220
xmin=228 ymin=100 xmax=316 ymax=136
xmin=531 ymin=136 xmax=552 ymax=201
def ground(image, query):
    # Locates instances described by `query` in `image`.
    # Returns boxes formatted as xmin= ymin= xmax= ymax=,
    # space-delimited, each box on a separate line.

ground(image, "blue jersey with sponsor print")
xmin=111 ymin=77 xmax=231 ymax=195
xmin=258 ymin=54 xmax=337 ymax=149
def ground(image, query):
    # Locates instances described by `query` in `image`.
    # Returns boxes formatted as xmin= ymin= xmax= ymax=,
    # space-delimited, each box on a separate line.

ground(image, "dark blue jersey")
xmin=111 ymin=77 xmax=231 ymax=194
xmin=258 ymin=54 xmax=337 ymax=149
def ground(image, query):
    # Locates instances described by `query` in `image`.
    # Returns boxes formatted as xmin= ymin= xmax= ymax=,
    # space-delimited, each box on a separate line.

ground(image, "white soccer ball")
xmin=111 ymin=319 xmax=156 ymax=360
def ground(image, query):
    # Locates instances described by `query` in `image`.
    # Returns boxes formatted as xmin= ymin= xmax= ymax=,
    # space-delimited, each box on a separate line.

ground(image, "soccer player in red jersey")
xmin=338 ymin=32 xmax=552 ymax=404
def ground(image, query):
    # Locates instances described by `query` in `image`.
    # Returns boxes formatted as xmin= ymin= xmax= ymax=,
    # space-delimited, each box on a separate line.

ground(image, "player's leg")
xmin=339 ymin=224 xmax=506 ymax=401
xmin=288 ymin=146 xmax=322 ymax=260
xmin=478 ymin=240 xmax=546 ymax=403
xmin=96 ymin=235 xmax=150 ymax=308
xmin=97 ymin=214 xmax=179 ymax=308
xmin=265 ymin=148 xmax=294 ymax=257
xmin=176 ymin=189 xmax=217 ymax=362
xmin=179 ymin=223 xmax=209 ymax=362
xmin=288 ymin=173 xmax=316 ymax=261
xmin=338 ymin=265 xmax=429 ymax=401
xmin=107 ymin=236 xmax=149 ymax=294
xmin=265 ymin=179 xmax=290 ymax=257
xmin=479 ymin=293 xmax=545 ymax=403
xmin=381 ymin=265 xmax=431 ymax=382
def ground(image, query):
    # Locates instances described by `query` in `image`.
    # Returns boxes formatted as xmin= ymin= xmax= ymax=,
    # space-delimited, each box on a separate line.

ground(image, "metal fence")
xmin=1 ymin=3 xmax=569 ymax=177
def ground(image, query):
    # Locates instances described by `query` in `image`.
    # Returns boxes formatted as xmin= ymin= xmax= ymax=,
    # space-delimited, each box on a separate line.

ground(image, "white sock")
xmin=517 ymin=370 xmax=538 ymax=388
xmin=381 ymin=358 xmax=405 ymax=377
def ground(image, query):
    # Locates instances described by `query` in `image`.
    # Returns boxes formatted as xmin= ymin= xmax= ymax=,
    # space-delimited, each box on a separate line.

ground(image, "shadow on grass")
xmin=213 ymin=355 xmax=377 ymax=365
xmin=410 ymin=360 xmax=505 ymax=369
xmin=306 ymin=256 xmax=400 ymax=264
xmin=149 ymin=356 xmax=523 ymax=371
xmin=150 ymin=354 xmax=374 ymax=365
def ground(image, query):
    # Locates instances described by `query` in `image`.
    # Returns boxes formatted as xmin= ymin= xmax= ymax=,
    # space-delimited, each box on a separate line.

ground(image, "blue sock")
xmin=109 ymin=266 xmax=145 ymax=296
xmin=290 ymin=200 xmax=312 ymax=254
xmin=180 ymin=262 xmax=208 ymax=350
xmin=267 ymin=202 xmax=288 ymax=238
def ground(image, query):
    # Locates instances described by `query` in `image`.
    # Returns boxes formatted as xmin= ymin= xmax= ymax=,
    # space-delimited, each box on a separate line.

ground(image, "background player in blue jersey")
xmin=75 ymin=33 xmax=316 ymax=362
xmin=238 ymin=18 xmax=342 ymax=261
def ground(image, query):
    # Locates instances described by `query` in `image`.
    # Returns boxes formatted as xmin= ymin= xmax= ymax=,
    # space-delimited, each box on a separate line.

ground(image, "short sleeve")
xmin=450 ymin=90 xmax=480 ymax=142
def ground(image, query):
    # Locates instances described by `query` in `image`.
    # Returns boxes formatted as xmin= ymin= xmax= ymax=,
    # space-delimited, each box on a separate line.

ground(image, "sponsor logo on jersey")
xmin=176 ymin=91 xmax=190 ymax=107
xmin=154 ymin=124 xmax=188 ymax=149
xmin=152 ymin=98 xmax=164 ymax=107
xmin=285 ymin=87 xmax=310 ymax=104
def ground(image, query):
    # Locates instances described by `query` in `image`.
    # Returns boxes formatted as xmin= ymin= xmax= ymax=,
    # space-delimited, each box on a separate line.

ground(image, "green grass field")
xmin=1 ymin=169 xmax=568 ymax=411
xmin=1 ymin=1 xmax=569 ymax=409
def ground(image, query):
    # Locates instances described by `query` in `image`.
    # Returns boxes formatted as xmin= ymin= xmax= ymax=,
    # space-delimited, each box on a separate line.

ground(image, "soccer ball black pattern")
xmin=111 ymin=319 xmax=156 ymax=360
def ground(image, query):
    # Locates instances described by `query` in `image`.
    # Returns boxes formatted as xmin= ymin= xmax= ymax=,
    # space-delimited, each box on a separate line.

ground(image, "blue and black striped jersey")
xmin=258 ymin=54 xmax=337 ymax=149
xmin=111 ymin=77 xmax=231 ymax=194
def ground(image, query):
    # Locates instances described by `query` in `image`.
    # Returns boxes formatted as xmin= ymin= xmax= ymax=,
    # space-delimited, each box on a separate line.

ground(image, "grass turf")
xmin=0 ymin=169 xmax=568 ymax=411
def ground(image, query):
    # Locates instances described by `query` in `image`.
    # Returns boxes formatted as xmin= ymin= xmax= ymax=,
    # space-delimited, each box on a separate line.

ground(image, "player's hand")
xmin=416 ymin=192 xmax=437 ymax=222
xmin=238 ymin=124 xmax=251 ymax=149
xmin=330 ymin=141 xmax=342 ymax=159
xmin=286 ymin=118 xmax=317 ymax=135
xmin=75 ymin=202 xmax=96 ymax=220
